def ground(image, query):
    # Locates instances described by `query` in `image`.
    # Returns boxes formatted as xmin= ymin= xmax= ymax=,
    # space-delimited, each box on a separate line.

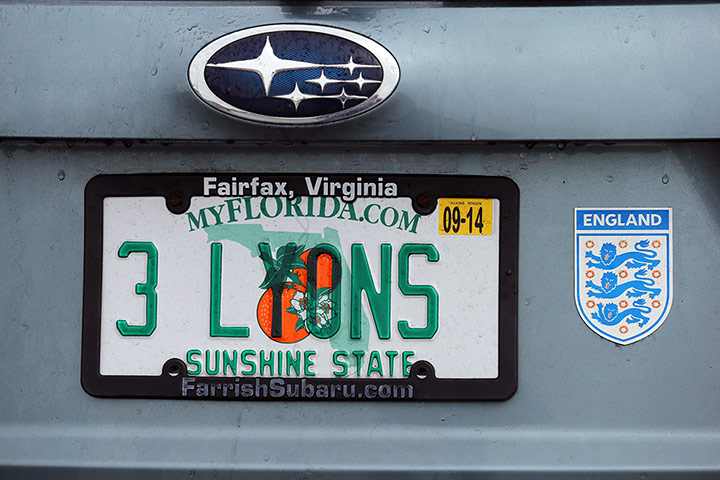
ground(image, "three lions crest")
xmin=575 ymin=208 xmax=673 ymax=345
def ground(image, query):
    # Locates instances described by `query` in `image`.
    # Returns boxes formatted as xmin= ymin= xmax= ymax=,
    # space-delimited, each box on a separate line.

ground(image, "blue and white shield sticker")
xmin=575 ymin=208 xmax=673 ymax=345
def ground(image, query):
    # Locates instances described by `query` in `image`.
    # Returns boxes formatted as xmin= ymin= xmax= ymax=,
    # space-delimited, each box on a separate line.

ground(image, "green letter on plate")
xmin=351 ymin=244 xmax=392 ymax=339
xmin=397 ymin=244 xmax=439 ymax=339
xmin=210 ymin=243 xmax=250 ymax=338
xmin=116 ymin=241 xmax=158 ymax=336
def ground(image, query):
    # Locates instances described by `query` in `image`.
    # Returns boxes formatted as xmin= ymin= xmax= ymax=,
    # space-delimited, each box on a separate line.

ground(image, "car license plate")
xmin=82 ymin=174 xmax=519 ymax=400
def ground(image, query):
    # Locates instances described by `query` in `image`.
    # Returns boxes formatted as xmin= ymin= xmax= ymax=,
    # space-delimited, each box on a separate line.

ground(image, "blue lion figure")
xmin=586 ymin=269 xmax=661 ymax=299
xmin=585 ymin=240 xmax=660 ymax=270
xmin=591 ymin=299 xmax=653 ymax=327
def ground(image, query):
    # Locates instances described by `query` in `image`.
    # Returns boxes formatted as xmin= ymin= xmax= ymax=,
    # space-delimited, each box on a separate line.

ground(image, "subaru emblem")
xmin=188 ymin=24 xmax=400 ymax=125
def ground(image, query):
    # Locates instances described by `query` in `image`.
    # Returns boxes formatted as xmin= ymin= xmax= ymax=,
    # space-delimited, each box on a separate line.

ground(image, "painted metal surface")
xmin=1 ymin=0 xmax=720 ymax=476
xmin=0 ymin=3 xmax=719 ymax=140
xmin=1 ymin=141 xmax=720 ymax=476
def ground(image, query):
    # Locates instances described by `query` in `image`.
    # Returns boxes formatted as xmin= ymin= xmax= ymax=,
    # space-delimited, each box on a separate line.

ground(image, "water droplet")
xmin=519 ymin=163 xmax=528 ymax=170
xmin=651 ymin=29 xmax=657 ymax=38
xmin=151 ymin=66 xmax=158 ymax=76
xmin=556 ymin=143 xmax=565 ymax=150
xmin=503 ymin=169 xmax=512 ymax=176
xmin=623 ymin=36 xmax=629 ymax=44
xmin=662 ymin=174 xmax=670 ymax=184
xmin=263 ymin=456 xmax=270 ymax=462
xmin=547 ymin=152 xmax=556 ymax=160
xmin=640 ymin=64 xmax=645 ymax=70
xmin=422 ymin=26 xmax=431 ymax=33
xmin=57 ymin=170 xmax=65 ymax=181
xmin=470 ymin=134 xmax=477 ymax=142
xmin=314 ymin=6 xmax=334 ymax=15
xmin=519 ymin=152 xmax=528 ymax=159
xmin=606 ymin=175 xmax=614 ymax=182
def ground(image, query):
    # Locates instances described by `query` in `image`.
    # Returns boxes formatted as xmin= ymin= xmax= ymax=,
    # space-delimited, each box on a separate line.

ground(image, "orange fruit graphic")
xmin=256 ymin=249 xmax=334 ymax=343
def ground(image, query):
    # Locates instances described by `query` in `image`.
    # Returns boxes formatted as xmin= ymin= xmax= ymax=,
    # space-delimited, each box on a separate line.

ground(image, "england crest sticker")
xmin=575 ymin=208 xmax=673 ymax=345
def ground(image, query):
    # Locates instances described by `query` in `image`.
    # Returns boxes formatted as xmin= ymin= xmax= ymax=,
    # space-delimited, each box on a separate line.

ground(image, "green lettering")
xmin=286 ymin=350 xmax=301 ymax=376
xmin=306 ymin=244 xmax=342 ymax=339
xmin=186 ymin=349 xmax=202 ymax=375
xmin=318 ymin=197 xmax=341 ymax=218
xmin=223 ymin=350 xmax=238 ymax=375
xmin=366 ymin=351 xmax=384 ymax=377
xmin=243 ymin=197 xmax=260 ymax=220
xmin=186 ymin=210 xmax=209 ymax=232
xmin=380 ymin=207 xmax=398 ymax=227
xmin=285 ymin=197 xmax=304 ymax=217
xmin=402 ymin=351 xmax=415 ymax=377
xmin=363 ymin=204 xmax=381 ymax=224
xmin=116 ymin=241 xmax=158 ymax=336
xmin=397 ymin=210 xmax=421 ymax=233
xmin=241 ymin=349 xmax=256 ymax=375
xmin=304 ymin=350 xmax=316 ymax=376
xmin=225 ymin=198 xmax=243 ymax=223
xmin=397 ymin=244 xmax=439 ymax=339
xmin=259 ymin=350 xmax=274 ymax=375
xmin=205 ymin=350 xmax=220 ymax=375
xmin=352 ymin=350 xmax=366 ymax=375
xmin=260 ymin=197 xmax=282 ymax=218
xmin=333 ymin=350 xmax=348 ymax=377
xmin=209 ymin=243 xmax=250 ymax=337
xmin=351 ymin=244 xmax=391 ymax=339
xmin=305 ymin=196 xmax=316 ymax=217
xmin=205 ymin=204 xmax=225 ymax=226
xmin=385 ymin=351 xmax=398 ymax=377
xmin=337 ymin=202 xmax=358 ymax=221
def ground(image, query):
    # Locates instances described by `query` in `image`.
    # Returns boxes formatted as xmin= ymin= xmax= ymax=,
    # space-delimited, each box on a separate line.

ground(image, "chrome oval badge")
xmin=188 ymin=24 xmax=400 ymax=126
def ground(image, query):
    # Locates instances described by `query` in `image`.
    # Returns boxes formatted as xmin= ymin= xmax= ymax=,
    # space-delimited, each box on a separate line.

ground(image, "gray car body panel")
xmin=1 ymin=1 xmax=719 ymax=478
xmin=0 ymin=3 xmax=719 ymax=140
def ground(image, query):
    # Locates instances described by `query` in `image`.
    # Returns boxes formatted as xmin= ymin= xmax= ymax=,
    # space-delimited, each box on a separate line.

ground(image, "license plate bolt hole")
xmin=165 ymin=192 xmax=190 ymax=215
xmin=410 ymin=360 xmax=435 ymax=380
xmin=413 ymin=193 xmax=437 ymax=216
xmin=163 ymin=358 xmax=187 ymax=377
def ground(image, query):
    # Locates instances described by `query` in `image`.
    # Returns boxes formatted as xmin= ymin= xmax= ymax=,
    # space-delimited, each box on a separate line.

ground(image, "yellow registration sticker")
xmin=438 ymin=198 xmax=493 ymax=235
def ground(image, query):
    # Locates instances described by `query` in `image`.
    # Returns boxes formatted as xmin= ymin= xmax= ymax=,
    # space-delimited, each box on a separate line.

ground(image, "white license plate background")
xmin=99 ymin=196 xmax=501 ymax=380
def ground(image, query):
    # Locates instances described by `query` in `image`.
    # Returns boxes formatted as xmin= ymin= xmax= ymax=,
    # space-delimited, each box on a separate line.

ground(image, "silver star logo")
xmin=304 ymin=71 xmax=382 ymax=93
xmin=273 ymin=84 xmax=367 ymax=111
xmin=323 ymin=87 xmax=368 ymax=108
xmin=343 ymin=56 xmax=380 ymax=76
xmin=273 ymin=83 xmax=322 ymax=111
xmin=353 ymin=73 xmax=382 ymax=90
xmin=304 ymin=70 xmax=339 ymax=93
xmin=207 ymin=36 xmax=381 ymax=97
